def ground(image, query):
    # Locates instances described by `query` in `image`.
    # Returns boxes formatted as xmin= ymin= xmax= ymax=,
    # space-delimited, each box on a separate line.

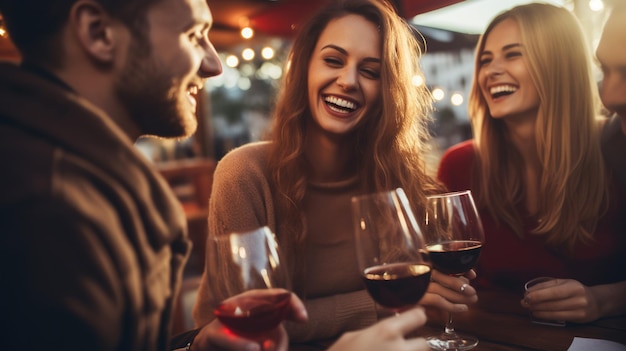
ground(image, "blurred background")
xmin=131 ymin=0 xmax=610 ymax=171
xmin=0 ymin=0 xmax=614 ymax=330
xmin=0 ymin=0 xmax=608 ymax=168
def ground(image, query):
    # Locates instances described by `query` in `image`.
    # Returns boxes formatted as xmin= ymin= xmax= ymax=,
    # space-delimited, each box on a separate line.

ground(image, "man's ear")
xmin=69 ymin=0 xmax=118 ymax=64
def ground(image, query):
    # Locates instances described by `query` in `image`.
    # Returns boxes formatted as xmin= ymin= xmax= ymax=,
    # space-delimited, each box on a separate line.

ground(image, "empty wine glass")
xmin=352 ymin=188 xmax=432 ymax=315
xmin=207 ymin=226 xmax=291 ymax=348
xmin=422 ymin=190 xmax=485 ymax=351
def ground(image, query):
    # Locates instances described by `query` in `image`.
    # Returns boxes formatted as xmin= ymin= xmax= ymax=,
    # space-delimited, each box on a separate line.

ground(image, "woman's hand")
xmin=327 ymin=307 xmax=430 ymax=351
xmin=191 ymin=290 xmax=308 ymax=351
xmin=419 ymin=269 xmax=478 ymax=314
xmin=521 ymin=278 xmax=602 ymax=323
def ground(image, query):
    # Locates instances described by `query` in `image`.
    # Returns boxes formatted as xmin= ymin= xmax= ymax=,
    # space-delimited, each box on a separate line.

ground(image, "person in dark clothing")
xmin=599 ymin=1 xmax=626 ymax=188
xmin=0 ymin=0 xmax=303 ymax=349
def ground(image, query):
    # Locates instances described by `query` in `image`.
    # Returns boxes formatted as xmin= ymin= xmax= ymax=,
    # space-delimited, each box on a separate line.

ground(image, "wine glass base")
xmin=427 ymin=335 xmax=478 ymax=351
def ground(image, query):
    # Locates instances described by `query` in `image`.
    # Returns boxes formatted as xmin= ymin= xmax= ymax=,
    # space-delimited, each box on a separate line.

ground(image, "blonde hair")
xmin=469 ymin=3 xmax=607 ymax=249
xmin=267 ymin=0 xmax=443 ymax=287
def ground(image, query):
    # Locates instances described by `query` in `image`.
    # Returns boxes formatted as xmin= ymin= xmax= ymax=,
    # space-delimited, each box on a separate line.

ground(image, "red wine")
xmin=427 ymin=240 xmax=482 ymax=275
xmin=362 ymin=263 xmax=431 ymax=310
xmin=214 ymin=291 xmax=291 ymax=334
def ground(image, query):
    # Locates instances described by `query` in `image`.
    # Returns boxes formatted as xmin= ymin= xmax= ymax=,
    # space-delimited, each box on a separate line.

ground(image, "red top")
xmin=437 ymin=140 xmax=626 ymax=292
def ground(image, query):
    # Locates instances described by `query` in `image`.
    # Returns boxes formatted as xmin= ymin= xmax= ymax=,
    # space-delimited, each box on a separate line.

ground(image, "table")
xmin=291 ymin=289 xmax=626 ymax=351
xmin=421 ymin=289 xmax=626 ymax=351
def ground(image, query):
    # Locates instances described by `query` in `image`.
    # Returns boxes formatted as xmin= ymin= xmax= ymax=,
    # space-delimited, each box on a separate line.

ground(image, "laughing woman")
xmin=193 ymin=0 xmax=478 ymax=344
xmin=437 ymin=3 xmax=626 ymax=323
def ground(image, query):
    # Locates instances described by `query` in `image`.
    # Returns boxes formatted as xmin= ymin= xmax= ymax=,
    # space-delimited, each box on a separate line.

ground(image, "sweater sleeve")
xmin=286 ymin=290 xmax=380 ymax=342
xmin=436 ymin=140 xmax=475 ymax=192
xmin=192 ymin=143 xmax=277 ymax=327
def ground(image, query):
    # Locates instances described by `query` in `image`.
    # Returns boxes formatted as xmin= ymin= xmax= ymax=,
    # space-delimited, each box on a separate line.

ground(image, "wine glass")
xmin=207 ymin=226 xmax=291 ymax=347
xmin=422 ymin=190 xmax=485 ymax=351
xmin=352 ymin=188 xmax=432 ymax=315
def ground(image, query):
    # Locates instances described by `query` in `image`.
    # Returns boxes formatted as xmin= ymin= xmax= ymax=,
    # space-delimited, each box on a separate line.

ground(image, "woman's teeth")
xmin=325 ymin=96 xmax=357 ymax=112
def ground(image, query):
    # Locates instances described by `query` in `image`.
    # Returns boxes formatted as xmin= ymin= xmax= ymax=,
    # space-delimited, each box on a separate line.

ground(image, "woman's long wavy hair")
xmin=468 ymin=3 xmax=608 ymax=249
xmin=267 ymin=0 xmax=443 ymax=285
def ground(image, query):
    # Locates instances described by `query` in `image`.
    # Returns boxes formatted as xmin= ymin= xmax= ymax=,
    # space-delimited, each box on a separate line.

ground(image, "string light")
xmin=261 ymin=46 xmax=275 ymax=60
xmin=242 ymin=48 xmax=255 ymax=61
xmin=239 ymin=17 xmax=254 ymax=39
xmin=412 ymin=75 xmax=425 ymax=87
xmin=450 ymin=92 xmax=464 ymax=106
xmin=0 ymin=16 xmax=7 ymax=38
xmin=432 ymin=87 xmax=445 ymax=101
xmin=588 ymin=0 xmax=604 ymax=12
xmin=241 ymin=26 xmax=254 ymax=39
xmin=225 ymin=54 xmax=239 ymax=68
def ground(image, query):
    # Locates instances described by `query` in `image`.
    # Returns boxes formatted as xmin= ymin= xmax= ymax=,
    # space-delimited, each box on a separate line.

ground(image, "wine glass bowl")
xmin=207 ymin=226 xmax=291 ymax=337
xmin=426 ymin=241 xmax=482 ymax=276
xmin=352 ymin=188 xmax=432 ymax=313
xmin=214 ymin=289 xmax=291 ymax=334
xmin=422 ymin=190 xmax=485 ymax=351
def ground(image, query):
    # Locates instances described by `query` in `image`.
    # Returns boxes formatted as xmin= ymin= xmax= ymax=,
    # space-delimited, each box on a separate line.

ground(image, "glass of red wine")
xmin=422 ymin=190 xmax=485 ymax=351
xmin=208 ymin=226 xmax=291 ymax=348
xmin=352 ymin=188 xmax=432 ymax=315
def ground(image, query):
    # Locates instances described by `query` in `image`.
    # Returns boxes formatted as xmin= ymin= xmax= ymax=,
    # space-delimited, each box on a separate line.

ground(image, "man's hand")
xmin=191 ymin=290 xmax=308 ymax=351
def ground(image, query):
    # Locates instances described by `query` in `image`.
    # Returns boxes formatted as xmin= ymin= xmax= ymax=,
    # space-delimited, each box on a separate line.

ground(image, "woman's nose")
xmin=337 ymin=67 xmax=358 ymax=90
xmin=484 ymin=59 xmax=504 ymax=77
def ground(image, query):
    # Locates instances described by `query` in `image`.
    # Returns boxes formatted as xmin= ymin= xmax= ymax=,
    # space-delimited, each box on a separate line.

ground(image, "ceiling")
xmin=0 ymin=0 xmax=466 ymax=61
xmin=207 ymin=0 xmax=465 ymax=51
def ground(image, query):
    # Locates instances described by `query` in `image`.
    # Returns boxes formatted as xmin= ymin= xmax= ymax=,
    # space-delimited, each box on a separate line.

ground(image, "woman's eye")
xmin=323 ymin=57 xmax=343 ymax=66
xmin=361 ymin=68 xmax=380 ymax=79
xmin=506 ymin=51 xmax=522 ymax=59
xmin=478 ymin=57 xmax=491 ymax=66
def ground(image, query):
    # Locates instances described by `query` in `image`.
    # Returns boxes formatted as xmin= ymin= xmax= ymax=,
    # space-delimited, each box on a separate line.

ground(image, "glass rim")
xmin=426 ymin=190 xmax=472 ymax=199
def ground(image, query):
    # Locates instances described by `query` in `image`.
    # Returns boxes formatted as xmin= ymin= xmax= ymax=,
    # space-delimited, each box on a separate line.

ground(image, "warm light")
xmin=0 ymin=17 xmax=6 ymax=38
xmin=258 ymin=62 xmax=283 ymax=80
xmin=241 ymin=26 xmax=254 ymax=39
xmin=238 ymin=77 xmax=251 ymax=91
xmin=242 ymin=48 xmax=255 ymax=61
xmin=225 ymin=54 xmax=239 ymax=68
xmin=451 ymin=92 xmax=464 ymax=106
xmin=432 ymin=87 xmax=445 ymax=101
xmin=589 ymin=0 xmax=604 ymax=12
xmin=261 ymin=46 xmax=275 ymax=60
xmin=412 ymin=75 xmax=425 ymax=87
xmin=240 ymin=63 xmax=256 ymax=77
xmin=237 ymin=247 xmax=247 ymax=259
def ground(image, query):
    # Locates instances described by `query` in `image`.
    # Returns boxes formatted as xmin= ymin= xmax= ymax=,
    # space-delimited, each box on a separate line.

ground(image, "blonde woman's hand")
xmin=521 ymin=278 xmax=603 ymax=323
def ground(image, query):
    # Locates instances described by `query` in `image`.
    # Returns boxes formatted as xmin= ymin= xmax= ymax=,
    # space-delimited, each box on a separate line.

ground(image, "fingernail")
xmin=300 ymin=307 xmax=309 ymax=319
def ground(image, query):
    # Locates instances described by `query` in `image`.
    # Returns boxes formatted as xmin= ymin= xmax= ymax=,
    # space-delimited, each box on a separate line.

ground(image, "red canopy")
xmin=207 ymin=0 xmax=466 ymax=50
xmin=248 ymin=0 xmax=465 ymax=37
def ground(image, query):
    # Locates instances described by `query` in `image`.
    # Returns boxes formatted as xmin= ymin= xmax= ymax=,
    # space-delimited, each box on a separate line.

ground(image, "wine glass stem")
xmin=444 ymin=312 xmax=458 ymax=337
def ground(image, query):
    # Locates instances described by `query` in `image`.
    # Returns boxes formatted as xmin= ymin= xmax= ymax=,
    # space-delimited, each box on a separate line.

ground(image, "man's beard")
xmin=114 ymin=41 xmax=197 ymax=140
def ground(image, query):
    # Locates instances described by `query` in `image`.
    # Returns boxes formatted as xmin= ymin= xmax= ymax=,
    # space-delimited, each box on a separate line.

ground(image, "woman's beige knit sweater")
xmin=193 ymin=141 xmax=383 ymax=343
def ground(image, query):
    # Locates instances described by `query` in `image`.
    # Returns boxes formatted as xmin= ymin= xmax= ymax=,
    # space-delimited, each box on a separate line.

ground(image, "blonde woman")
xmin=438 ymin=3 xmax=626 ymax=323
xmin=194 ymin=0 xmax=477 ymax=343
